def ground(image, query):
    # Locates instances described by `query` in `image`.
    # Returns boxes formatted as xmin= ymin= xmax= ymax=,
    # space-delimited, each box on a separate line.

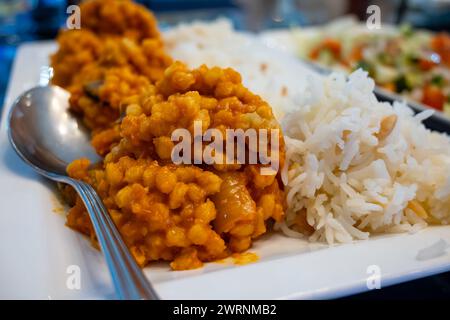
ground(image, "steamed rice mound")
xmin=279 ymin=69 xmax=450 ymax=244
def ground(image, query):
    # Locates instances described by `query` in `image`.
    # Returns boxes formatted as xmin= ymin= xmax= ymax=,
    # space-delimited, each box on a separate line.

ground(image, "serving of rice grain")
xmin=278 ymin=69 xmax=450 ymax=244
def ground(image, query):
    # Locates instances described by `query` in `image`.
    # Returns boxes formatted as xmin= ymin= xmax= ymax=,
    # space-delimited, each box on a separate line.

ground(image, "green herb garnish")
xmin=431 ymin=75 xmax=444 ymax=87
xmin=395 ymin=75 xmax=411 ymax=92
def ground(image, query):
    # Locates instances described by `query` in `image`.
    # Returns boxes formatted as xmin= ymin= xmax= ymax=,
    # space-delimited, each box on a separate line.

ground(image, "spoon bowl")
xmin=8 ymin=86 xmax=100 ymax=179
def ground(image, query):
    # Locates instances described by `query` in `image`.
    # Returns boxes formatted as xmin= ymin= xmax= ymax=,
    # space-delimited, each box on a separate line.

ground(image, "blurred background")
xmin=0 ymin=0 xmax=449 ymax=298
xmin=1 ymin=0 xmax=450 ymax=108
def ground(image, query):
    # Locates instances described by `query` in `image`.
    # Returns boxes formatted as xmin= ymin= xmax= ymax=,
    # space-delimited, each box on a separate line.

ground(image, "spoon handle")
xmin=71 ymin=180 xmax=160 ymax=300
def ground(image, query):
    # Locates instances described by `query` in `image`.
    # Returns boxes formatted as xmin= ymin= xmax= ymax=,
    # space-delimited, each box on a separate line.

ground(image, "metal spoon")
xmin=7 ymin=85 xmax=159 ymax=300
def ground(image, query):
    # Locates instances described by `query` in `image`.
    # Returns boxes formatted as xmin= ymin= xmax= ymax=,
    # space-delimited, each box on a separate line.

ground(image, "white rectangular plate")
xmin=0 ymin=42 xmax=449 ymax=300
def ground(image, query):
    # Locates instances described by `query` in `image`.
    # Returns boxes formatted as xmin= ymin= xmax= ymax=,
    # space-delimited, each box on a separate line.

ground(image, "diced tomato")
xmin=323 ymin=39 xmax=341 ymax=57
xmin=309 ymin=48 xmax=320 ymax=60
xmin=309 ymin=38 xmax=342 ymax=60
xmin=381 ymin=82 xmax=395 ymax=92
xmin=419 ymin=58 xmax=437 ymax=71
xmin=422 ymin=85 xmax=446 ymax=110
xmin=349 ymin=44 xmax=364 ymax=62
xmin=431 ymin=33 xmax=450 ymax=66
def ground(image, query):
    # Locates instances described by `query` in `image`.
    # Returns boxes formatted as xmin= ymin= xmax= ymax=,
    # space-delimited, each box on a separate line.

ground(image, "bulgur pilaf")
xmin=64 ymin=62 xmax=285 ymax=270
xmin=51 ymin=0 xmax=172 ymax=132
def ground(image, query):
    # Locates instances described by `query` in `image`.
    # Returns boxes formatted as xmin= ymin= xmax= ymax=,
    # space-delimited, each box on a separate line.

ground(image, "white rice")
xmin=278 ymin=70 xmax=450 ymax=244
